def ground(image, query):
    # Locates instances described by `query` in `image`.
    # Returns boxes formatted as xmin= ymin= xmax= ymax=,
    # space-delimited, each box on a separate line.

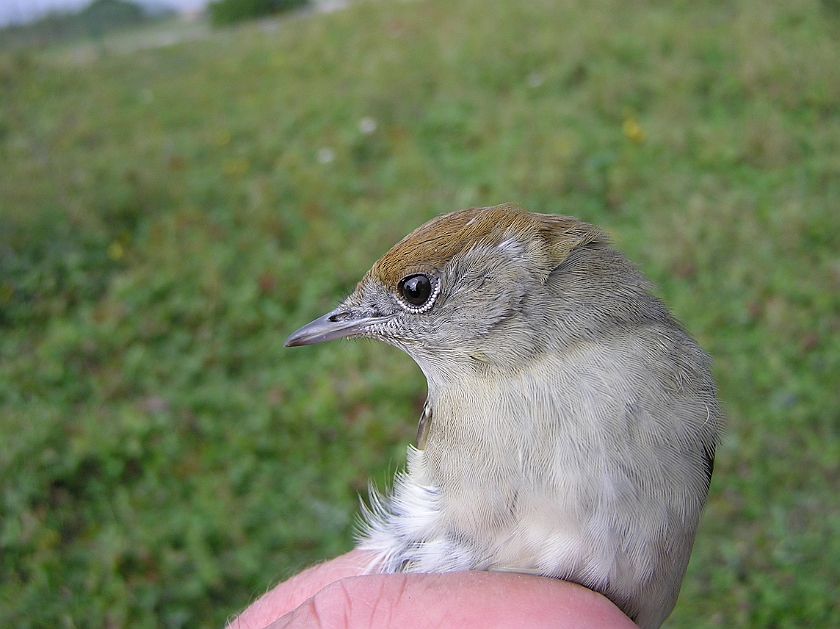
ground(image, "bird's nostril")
xmin=329 ymin=311 xmax=353 ymax=323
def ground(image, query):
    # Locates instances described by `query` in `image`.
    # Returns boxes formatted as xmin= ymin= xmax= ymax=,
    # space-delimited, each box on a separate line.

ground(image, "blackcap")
xmin=286 ymin=204 xmax=723 ymax=629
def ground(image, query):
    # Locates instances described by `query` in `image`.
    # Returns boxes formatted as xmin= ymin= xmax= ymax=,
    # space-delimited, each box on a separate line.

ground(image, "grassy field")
xmin=2 ymin=0 xmax=839 ymax=627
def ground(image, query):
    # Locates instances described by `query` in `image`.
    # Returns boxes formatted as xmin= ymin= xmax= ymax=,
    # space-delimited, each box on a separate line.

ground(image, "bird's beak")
xmin=284 ymin=308 xmax=388 ymax=347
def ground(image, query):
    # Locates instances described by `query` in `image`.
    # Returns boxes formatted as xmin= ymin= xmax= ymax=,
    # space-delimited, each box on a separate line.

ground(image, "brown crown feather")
xmin=368 ymin=204 xmax=607 ymax=287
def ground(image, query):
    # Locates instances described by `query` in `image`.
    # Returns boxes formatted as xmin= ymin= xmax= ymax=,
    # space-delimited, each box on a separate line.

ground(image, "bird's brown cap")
xmin=368 ymin=204 xmax=607 ymax=287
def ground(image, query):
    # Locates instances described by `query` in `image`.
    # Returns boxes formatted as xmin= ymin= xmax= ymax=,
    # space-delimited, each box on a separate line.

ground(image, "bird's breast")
xmin=414 ymin=343 xmax=706 ymax=573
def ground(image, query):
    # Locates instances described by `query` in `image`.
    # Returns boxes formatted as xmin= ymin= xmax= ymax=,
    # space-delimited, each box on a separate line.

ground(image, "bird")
xmin=284 ymin=204 xmax=723 ymax=629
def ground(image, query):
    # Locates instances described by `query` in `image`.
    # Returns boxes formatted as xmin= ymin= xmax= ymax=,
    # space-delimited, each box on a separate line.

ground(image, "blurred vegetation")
xmin=1 ymin=0 xmax=839 ymax=627
xmin=209 ymin=0 xmax=309 ymax=26
xmin=0 ymin=0 xmax=171 ymax=51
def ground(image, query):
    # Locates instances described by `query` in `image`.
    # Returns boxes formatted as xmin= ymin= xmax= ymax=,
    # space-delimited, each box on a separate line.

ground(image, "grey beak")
xmin=284 ymin=309 xmax=388 ymax=347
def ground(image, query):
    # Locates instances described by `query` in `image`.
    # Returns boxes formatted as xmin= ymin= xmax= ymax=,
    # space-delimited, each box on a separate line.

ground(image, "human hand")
xmin=228 ymin=550 xmax=636 ymax=629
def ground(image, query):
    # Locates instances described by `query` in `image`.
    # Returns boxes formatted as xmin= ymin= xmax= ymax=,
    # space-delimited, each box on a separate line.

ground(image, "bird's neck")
xmin=417 ymin=350 xmax=575 ymax=476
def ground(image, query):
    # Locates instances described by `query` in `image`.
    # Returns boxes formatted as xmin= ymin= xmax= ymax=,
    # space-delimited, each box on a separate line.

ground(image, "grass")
xmin=1 ymin=0 xmax=839 ymax=627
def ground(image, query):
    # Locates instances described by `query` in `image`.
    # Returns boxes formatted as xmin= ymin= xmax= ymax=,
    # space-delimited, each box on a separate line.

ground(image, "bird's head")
xmin=284 ymin=204 xmax=622 ymax=379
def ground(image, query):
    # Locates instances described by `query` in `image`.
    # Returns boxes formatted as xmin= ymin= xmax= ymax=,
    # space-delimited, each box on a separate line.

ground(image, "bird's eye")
xmin=398 ymin=274 xmax=434 ymax=309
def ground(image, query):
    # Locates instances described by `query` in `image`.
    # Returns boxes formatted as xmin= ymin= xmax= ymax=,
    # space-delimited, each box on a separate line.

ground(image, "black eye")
xmin=398 ymin=274 xmax=432 ymax=307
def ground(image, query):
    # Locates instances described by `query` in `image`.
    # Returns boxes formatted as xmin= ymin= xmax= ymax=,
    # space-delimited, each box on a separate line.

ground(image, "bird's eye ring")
xmin=397 ymin=273 xmax=439 ymax=313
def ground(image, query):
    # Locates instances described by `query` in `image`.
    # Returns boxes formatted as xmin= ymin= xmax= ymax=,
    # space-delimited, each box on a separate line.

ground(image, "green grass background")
xmin=2 ymin=0 xmax=839 ymax=626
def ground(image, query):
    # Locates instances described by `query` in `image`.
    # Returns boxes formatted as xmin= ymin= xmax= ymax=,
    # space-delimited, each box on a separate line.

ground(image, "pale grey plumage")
xmin=285 ymin=204 xmax=723 ymax=629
